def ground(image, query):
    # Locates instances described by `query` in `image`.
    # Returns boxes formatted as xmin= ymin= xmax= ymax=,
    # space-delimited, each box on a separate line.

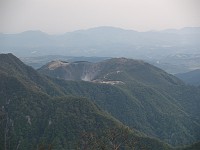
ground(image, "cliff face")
xmin=39 ymin=60 xmax=94 ymax=81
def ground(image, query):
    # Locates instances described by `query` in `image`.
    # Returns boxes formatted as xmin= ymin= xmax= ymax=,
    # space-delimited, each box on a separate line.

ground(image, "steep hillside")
xmin=39 ymin=57 xmax=200 ymax=146
xmin=175 ymin=69 xmax=200 ymax=86
xmin=0 ymin=53 xmax=173 ymax=150
xmin=39 ymin=60 xmax=93 ymax=81
xmin=0 ymin=53 xmax=66 ymax=96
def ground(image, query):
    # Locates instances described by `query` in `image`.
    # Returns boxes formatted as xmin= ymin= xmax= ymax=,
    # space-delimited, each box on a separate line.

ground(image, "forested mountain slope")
xmin=0 ymin=53 xmax=173 ymax=150
xmin=39 ymin=57 xmax=200 ymax=146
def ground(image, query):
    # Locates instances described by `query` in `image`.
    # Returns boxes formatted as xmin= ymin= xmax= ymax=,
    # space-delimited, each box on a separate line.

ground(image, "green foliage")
xmin=50 ymin=78 xmax=200 ymax=146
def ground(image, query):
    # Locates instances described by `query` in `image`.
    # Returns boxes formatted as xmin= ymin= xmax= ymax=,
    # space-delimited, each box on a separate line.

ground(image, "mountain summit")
xmin=38 ymin=57 xmax=183 ymax=86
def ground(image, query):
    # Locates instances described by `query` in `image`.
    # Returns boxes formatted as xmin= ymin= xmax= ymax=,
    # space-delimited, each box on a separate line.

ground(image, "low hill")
xmin=175 ymin=69 xmax=200 ymax=86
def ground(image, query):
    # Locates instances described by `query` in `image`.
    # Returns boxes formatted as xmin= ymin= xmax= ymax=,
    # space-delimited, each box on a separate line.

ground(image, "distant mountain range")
xmin=0 ymin=26 xmax=200 ymax=58
xmin=1 ymin=53 xmax=200 ymax=149
xmin=1 ymin=26 xmax=199 ymax=74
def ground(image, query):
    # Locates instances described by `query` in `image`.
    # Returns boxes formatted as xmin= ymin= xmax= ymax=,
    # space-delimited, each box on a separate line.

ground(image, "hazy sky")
xmin=0 ymin=0 xmax=199 ymax=34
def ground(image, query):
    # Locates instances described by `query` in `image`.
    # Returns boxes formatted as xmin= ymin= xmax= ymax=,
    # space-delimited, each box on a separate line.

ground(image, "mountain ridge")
xmin=1 ymin=26 xmax=199 ymax=57
xmin=2 ymin=26 xmax=200 ymax=35
xmin=0 ymin=53 xmax=176 ymax=150
xmin=38 ymin=57 xmax=184 ymax=86
xmin=38 ymin=55 xmax=200 ymax=146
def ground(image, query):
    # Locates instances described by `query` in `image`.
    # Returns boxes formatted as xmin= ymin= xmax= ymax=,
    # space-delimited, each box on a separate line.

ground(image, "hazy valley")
xmin=2 ymin=26 xmax=198 ymax=75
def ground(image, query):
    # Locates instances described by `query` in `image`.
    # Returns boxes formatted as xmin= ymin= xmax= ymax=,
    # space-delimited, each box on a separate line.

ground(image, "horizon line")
xmin=1 ymin=26 xmax=200 ymax=35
